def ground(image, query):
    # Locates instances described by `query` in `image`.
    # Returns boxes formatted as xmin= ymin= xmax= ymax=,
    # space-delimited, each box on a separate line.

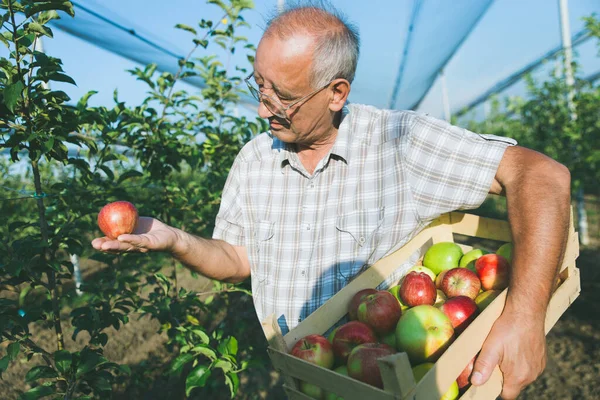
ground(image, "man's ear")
xmin=328 ymin=78 xmax=351 ymax=112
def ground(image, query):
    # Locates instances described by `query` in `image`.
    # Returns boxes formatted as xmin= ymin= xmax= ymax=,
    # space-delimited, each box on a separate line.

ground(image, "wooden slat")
xmin=431 ymin=213 xmax=454 ymax=243
xmin=282 ymin=225 xmax=437 ymax=348
xmin=459 ymin=267 xmax=580 ymax=400
xmin=284 ymin=385 xmax=318 ymax=400
xmin=262 ymin=314 xmax=298 ymax=389
xmin=378 ymin=352 xmax=416 ymax=397
xmin=449 ymin=212 xmax=512 ymax=242
xmin=460 ymin=367 xmax=504 ymax=400
xmin=268 ymin=348 xmax=396 ymax=400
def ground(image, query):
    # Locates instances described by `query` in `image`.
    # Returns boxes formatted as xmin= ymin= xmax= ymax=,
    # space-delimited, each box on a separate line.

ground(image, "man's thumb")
xmin=471 ymin=348 xmax=500 ymax=386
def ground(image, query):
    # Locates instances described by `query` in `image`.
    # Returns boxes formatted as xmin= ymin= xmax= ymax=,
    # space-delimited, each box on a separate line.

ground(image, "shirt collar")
xmin=276 ymin=105 xmax=352 ymax=169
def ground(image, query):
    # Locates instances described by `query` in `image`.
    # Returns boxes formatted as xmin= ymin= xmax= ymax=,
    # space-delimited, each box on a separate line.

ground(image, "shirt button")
xmin=301 ymin=270 xmax=306 ymax=276
xmin=359 ymin=237 xmax=366 ymax=244
xmin=306 ymin=225 xmax=311 ymax=230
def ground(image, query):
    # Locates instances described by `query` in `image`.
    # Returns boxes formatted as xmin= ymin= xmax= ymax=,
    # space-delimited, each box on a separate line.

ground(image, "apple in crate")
xmin=357 ymin=290 xmax=402 ymax=334
xmin=423 ymin=242 xmax=463 ymax=275
xmin=324 ymin=365 xmax=348 ymax=400
xmin=475 ymin=254 xmax=510 ymax=290
xmin=440 ymin=268 xmax=481 ymax=300
xmin=331 ymin=321 xmax=378 ymax=363
xmin=412 ymin=363 xmax=459 ymax=400
xmin=434 ymin=289 xmax=447 ymax=307
xmin=299 ymin=381 xmax=324 ymax=399
xmin=496 ymin=242 xmax=513 ymax=263
xmin=457 ymin=356 xmax=476 ymax=390
xmin=435 ymin=269 xmax=447 ymax=289
xmin=439 ymin=296 xmax=479 ymax=335
xmin=290 ymin=334 xmax=335 ymax=369
xmin=347 ymin=343 xmax=396 ymax=389
xmin=348 ymin=288 xmax=378 ymax=320
xmin=396 ymin=305 xmax=454 ymax=364
xmin=399 ymin=271 xmax=436 ymax=307
xmin=97 ymin=201 xmax=139 ymax=240
xmin=387 ymin=285 xmax=409 ymax=312
xmin=404 ymin=265 xmax=436 ymax=282
xmin=475 ymin=289 xmax=501 ymax=312
xmin=459 ymin=248 xmax=487 ymax=273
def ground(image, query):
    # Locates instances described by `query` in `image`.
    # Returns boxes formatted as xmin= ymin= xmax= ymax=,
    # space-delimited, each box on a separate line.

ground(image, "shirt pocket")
xmin=335 ymin=207 xmax=385 ymax=281
xmin=253 ymin=219 xmax=274 ymax=285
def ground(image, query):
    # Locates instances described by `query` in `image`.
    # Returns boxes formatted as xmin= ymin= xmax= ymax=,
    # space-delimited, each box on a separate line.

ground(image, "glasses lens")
xmin=247 ymin=82 xmax=260 ymax=101
xmin=261 ymin=95 xmax=286 ymax=119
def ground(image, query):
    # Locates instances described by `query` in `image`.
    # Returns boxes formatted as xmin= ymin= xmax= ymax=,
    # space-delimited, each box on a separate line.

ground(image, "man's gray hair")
xmin=264 ymin=1 xmax=360 ymax=88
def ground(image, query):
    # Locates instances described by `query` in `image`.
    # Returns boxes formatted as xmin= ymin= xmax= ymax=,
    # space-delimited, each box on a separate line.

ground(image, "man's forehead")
xmin=255 ymin=34 xmax=314 ymax=75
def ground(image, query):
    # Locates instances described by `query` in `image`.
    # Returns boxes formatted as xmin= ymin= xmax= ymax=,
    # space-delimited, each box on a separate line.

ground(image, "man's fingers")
xmin=472 ymin=342 xmax=502 ymax=386
xmin=500 ymin=380 xmax=523 ymax=400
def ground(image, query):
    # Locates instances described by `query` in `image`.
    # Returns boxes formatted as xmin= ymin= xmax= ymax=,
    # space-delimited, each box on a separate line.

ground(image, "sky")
xmin=4 ymin=0 xmax=600 ymax=121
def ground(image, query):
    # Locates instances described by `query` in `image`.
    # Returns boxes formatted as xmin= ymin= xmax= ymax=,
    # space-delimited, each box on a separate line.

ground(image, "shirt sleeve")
xmin=403 ymin=113 xmax=517 ymax=222
xmin=212 ymin=156 xmax=246 ymax=246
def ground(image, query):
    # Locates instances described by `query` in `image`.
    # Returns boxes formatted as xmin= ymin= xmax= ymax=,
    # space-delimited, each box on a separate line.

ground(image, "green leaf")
xmin=0 ymin=356 xmax=9 ymax=374
xmin=27 ymin=22 xmax=53 ymax=38
xmin=25 ymin=366 xmax=58 ymax=382
xmin=7 ymin=342 xmax=20 ymax=361
xmin=191 ymin=344 xmax=217 ymax=361
xmin=218 ymin=336 xmax=238 ymax=357
xmin=3 ymin=80 xmax=24 ymax=113
xmin=191 ymin=328 xmax=210 ymax=344
xmin=47 ymin=72 xmax=76 ymax=85
xmin=169 ymin=353 xmax=194 ymax=376
xmin=20 ymin=384 xmax=54 ymax=400
xmin=175 ymin=24 xmax=197 ymax=35
xmin=54 ymin=350 xmax=72 ymax=375
xmin=76 ymin=350 xmax=105 ymax=378
xmin=185 ymin=365 xmax=211 ymax=397
xmin=117 ymin=169 xmax=143 ymax=184
xmin=26 ymin=1 xmax=75 ymax=18
xmin=224 ymin=371 xmax=240 ymax=398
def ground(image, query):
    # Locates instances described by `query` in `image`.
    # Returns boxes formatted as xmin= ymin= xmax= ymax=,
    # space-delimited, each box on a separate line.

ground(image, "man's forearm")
xmin=503 ymin=159 xmax=571 ymax=318
xmin=170 ymin=228 xmax=249 ymax=284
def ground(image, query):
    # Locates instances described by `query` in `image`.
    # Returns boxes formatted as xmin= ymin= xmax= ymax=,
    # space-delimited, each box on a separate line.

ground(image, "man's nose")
xmin=257 ymin=101 xmax=273 ymax=119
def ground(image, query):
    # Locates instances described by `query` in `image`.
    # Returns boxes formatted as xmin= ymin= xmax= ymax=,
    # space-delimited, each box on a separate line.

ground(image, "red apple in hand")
xmin=357 ymin=291 xmax=402 ymax=334
xmin=98 ymin=201 xmax=139 ymax=240
xmin=347 ymin=343 xmax=396 ymax=388
xmin=457 ymin=356 xmax=476 ymax=390
xmin=440 ymin=268 xmax=481 ymax=300
xmin=331 ymin=321 xmax=377 ymax=363
xmin=475 ymin=254 xmax=510 ymax=290
xmin=348 ymin=288 xmax=378 ymax=320
xmin=399 ymin=271 xmax=436 ymax=307
xmin=290 ymin=334 xmax=335 ymax=369
xmin=439 ymin=296 xmax=479 ymax=335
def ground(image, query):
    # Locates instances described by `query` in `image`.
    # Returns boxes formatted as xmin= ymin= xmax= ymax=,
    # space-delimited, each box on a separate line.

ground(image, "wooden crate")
xmin=261 ymin=211 xmax=581 ymax=400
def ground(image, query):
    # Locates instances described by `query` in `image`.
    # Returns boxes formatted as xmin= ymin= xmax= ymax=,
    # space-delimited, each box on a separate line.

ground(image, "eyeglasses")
xmin=244 ymin=72 xmax=332 ymax=120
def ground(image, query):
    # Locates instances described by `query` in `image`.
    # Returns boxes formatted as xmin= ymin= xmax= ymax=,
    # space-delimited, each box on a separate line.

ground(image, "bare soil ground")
xmin=2 ymin=247 xmax=598 ymax=400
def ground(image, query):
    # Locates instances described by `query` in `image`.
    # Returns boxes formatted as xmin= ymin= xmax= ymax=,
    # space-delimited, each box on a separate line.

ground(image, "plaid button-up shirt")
xmin=213 ymin=104 xmax=515 ymax=334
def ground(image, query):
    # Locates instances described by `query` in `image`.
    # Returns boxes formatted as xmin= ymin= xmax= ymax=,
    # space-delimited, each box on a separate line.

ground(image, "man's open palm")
xmin=92 ymin=217 xmax=178 ymax=254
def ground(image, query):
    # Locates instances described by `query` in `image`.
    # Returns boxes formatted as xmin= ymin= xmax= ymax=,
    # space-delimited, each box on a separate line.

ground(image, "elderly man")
xmin=93 ymin=4 xmax=571 ymax=399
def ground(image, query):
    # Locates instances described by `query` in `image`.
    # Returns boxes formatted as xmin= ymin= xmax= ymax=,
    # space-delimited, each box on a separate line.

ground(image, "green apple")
xmin=300 ymin=381 xmax=323 ymax=399
xmin=458 ymin=249 xmax=487 ymax=268
xmin=475 ymin=289 xmax=501 ymax=312
xmin=324 ymin=366 xmax=347 ymax=400
xmin=423 ymin=242 xmax=463 ymax=275
xmin=396 ymin=305 xmax=454 ymax=364
xmin=412 ymin=363 xmax=459 ymax=400
xmin=379 ymin=330 xmax=397 ymax=349
xmin=405 ymin=265 xmax=436 ymax=282
xmin=328 ymin=326 xmax=339 ymax=344
xmin=388 ymin=285 xmax=410 ymax=312
xmin=496 ymin=243 xmax=513 ymax=264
